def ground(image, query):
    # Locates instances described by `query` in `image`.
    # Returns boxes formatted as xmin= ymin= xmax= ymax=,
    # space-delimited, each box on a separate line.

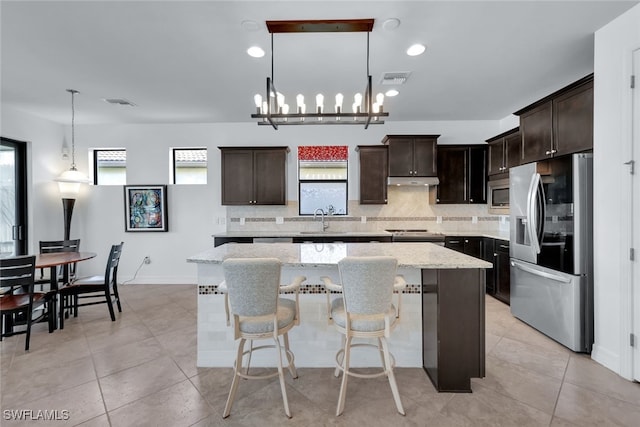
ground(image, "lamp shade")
xmin=55 ymin=168 xmax=90 ymax=197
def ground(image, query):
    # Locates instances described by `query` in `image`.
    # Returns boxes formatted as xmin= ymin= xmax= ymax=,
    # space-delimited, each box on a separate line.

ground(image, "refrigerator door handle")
xmin=510 ymin=260 xmax=572 ymax=284
xmin=527 ymin=172 xmax=542 ymax=255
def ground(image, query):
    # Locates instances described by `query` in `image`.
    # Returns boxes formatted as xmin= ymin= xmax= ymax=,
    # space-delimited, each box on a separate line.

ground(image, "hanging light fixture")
xmin=54 ymin=89 xmax=90 ymax=240
xmin=250 ymin=19 xmax=389 ymax=129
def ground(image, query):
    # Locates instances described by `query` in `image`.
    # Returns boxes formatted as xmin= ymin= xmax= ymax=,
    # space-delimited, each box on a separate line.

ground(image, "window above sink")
xmin=298 ymin=145 xmax=348 ymax=215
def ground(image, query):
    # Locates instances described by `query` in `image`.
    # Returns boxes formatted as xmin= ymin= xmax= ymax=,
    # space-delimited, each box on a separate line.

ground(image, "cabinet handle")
xmin=449 ymin=240 xmax=460 ymax=244
xmin=494 ymin=253 xmax=498 ymax=257
xmin=470 ymin=199 xmax=474 ymax=202
xmin=499 ymin=244 xmax=509 ymax=249
xmin=551 ymin=149 xmax=557 ymax=154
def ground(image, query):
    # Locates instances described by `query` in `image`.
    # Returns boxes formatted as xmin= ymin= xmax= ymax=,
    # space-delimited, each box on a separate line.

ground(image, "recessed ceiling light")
xmin=406 ymin=44 xmax=426 ymax=56
xmin=247 ymin=46 xmax=265 ymax=58
xmin=385 ymin=89 xmax=399 ymax=97
xmin=241 ymin=20 xmax=260 ymax=32
xmin=382 ymin=18 xmax=400 ymax=31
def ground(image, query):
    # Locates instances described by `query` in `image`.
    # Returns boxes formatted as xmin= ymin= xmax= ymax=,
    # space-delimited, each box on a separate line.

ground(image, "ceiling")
xmin=1 ymin=0 xmax=637 ymax=126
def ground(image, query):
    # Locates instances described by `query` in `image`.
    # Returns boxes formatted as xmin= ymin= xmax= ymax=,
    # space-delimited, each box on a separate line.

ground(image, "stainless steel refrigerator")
xmin=509 ymin=153 xmax=593 ymax=352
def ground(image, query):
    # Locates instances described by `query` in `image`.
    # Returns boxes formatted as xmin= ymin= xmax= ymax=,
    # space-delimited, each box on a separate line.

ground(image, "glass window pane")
xmin=95 ymin=150 xmax=126 ymax=185
xmin=174 ymin=149 xmax=207 ymax=184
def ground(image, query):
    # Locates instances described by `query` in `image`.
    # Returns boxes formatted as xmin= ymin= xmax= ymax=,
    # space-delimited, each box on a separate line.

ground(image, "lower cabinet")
xmin=445 ymin=236 xmax=510 ymax=304
xmin=422 ymin=268 xmax=485 ymax=392
xmin=444 ymin=236 xmax=482 ymax=258
xmin=494 ymin=241 xmax=511 ymax=304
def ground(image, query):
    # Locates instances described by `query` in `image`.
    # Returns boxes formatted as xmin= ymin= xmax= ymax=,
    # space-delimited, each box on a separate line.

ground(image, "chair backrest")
xmin=39 ymin=239 xmax=81 ymax=254
xmin=39 ymin=239 xmax=81 ymax=280
xmin=338 ymin=256 xmax=398 ymax=315
xmin=104 ymin=242 xmax=124 ymax=286
xmin=223 ymin=258 xmax=281 ymax=317
xmin=0 ymin=255 xmax=36 ymax=297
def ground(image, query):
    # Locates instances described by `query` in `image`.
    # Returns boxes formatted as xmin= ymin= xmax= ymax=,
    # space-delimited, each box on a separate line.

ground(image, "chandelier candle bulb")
xmin=376 ymin=93 xmax=385 ymax=111
xmin=254 ymin=94 xmax=262 ymax=113
xmin=296 ymin=94 xmax=304 ymax=113
xmin=335 ymin=93 xmax=344 ymax=114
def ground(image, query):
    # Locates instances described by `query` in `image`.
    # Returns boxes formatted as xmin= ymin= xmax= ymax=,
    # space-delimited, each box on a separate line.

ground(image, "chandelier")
xmin=251 ymin=19 xmax=389 ymax=130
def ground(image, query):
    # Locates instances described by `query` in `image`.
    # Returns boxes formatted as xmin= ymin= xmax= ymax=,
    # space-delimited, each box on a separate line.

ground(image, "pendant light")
xmin=54 ymin=89 xmax=90 ymax=240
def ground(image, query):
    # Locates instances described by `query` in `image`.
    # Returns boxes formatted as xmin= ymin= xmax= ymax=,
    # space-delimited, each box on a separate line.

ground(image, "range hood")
xmin=387 ymin=176 xmax=440 ymax=186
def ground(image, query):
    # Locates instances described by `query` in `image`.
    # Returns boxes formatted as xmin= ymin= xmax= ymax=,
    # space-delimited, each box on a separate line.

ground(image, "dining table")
xmin=35 ymin=251 xmax=96 ymax=330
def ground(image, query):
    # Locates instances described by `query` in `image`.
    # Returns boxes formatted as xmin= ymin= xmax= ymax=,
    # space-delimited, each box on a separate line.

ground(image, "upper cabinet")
xmin=382 ymin=135 xmax=439 ymax=177
xmin=486 ymin=128 xmax=521 ymax=177
xmin=219 ymin=147 xmax=288 ymax=205
xmin=515 ymin=74 xmax=593 ymax=164
xmin=357 ymin=145 xmax=388 ymax=204
xmin=436 ymin=145 xmax=487 ymax=204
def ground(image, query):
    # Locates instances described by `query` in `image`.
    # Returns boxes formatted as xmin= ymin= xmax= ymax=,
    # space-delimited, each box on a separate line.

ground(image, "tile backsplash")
xmin=227 ymin=186 xmax=509 ymax=234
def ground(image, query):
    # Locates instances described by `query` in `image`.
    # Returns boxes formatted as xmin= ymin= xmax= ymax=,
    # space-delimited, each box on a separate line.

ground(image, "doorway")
xmin=633 ymin=49 xmax=640 ymax=382
xmin=0 ymin=137 xmax=28 ymax=256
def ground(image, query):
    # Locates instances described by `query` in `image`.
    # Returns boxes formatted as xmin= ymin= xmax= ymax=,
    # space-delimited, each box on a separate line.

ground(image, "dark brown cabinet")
xmin=219 ymin=147 xmax=288 ymax=205
xmin=422 ymin=268 xmax=485 ymax=392
xmin=357 ymin=145 xmax=388 ymax=204
xmin=445 ymin=236 xmax=483 ymax=258
xmin=383 ymin=135 xmax=439 ymax=177
xmin=494 ymin=240 xmax=511 ymax=304
xmin=486 ymin=128 xmax=521 ymax=177
xmin=516 ymin=75 xmax=593 ymax=164
xmin=436 ymin=145 xmax=487 ymax=204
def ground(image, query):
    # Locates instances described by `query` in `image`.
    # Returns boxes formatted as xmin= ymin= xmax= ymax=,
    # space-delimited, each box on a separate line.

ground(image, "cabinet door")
xmin=359 ymin=146 xmax=388 ymax=204
xmin=495 ymin=241 xmax=511 ymax=304
xmin=521 ymin=101 xmax=553 ymax=163
xmin=553 ymin=81 xmax=593 ymax=156
xmin=468 ymin=146 xmax=487 ymax=204
xmin=413 ymin=137 xmax=438 ymax=176
xmin=221 ymin=149 xmax=254 ymax=205
xmin=483 ymin=238 xmax=496 ymax=295
xmin=504 ymin=131 xmax=522 ymax=169
xmin=445 ymin=236 xmax=465 ymax=253
xmin=436 ymin=146 xmax=467 ymax=204
xmin=463 ymin=237 xmax=483 ymax=259
xmin=487 ymin=140 xmax=505 ymax=176
xmin=387 ymin=138 xmax=414 ymax=177
xmin=253 ymin=149 xmax=287 ymax=205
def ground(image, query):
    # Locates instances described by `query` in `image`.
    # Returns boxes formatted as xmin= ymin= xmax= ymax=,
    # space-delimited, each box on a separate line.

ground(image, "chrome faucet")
xmin=314 ymin=208 xmax=329 ymax=231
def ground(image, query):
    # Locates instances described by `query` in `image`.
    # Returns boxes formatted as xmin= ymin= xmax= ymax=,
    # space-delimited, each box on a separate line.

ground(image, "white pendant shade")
xmin=55 ymin=168 xmax=90 ymax=197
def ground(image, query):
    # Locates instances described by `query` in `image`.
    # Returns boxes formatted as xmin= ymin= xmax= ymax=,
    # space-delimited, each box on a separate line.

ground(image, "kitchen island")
xmin=188 ymin=242 xmax=492 ymax=392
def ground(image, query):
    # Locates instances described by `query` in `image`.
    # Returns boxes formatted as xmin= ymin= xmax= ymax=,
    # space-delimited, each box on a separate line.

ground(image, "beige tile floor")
xmin=1 ymin=284 xmax=640 ymax=426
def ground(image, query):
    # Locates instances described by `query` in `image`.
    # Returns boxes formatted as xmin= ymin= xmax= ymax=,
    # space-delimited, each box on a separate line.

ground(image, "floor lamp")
xmin=55 ymin=89 xmax=90 ymax=240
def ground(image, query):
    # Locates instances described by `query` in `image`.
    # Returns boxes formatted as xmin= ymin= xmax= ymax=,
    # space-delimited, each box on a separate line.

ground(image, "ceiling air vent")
xmin=103 ymin=98 xmax=136 ymax=107
xmin=380 ymin=72 xmax=411 ymax=85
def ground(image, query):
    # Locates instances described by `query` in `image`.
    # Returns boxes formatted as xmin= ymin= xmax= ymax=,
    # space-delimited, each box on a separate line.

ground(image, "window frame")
xmin=171 ymin=147 xmax=208 ymax=185
xmin=93 ymin=148 xmax=127 ymax=185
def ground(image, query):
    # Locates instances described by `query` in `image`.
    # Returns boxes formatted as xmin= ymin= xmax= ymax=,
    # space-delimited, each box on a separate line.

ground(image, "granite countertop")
xmin=187 ymin=242 xmax=492 ymax=269
xmin=444 ymin=231 xmax=510 ymax=241
xmin=213 ymin=231 xmax=392 ymax=238
xmin=214 ymin=230 xmax=510 ymax=241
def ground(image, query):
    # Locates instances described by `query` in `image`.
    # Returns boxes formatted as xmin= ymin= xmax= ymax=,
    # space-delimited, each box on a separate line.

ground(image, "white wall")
xmin=593 ymin=3 xmax=640 ymax=378
xmin=2 ymin=109 xmax=499 ymax=283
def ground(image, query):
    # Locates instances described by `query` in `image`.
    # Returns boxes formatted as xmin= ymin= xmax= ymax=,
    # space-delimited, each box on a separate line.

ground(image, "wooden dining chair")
xmin=0 ymin=255 xmax=47 ymax=351
xmin=58 ymin=242 xmax=123 ymax=329
xmin=36 ymin=239 xmax=81 ymax=290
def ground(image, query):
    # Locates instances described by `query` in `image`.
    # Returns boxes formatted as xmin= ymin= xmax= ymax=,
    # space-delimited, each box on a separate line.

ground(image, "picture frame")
xmin=124 ymin=185 xmax=168 ymax=232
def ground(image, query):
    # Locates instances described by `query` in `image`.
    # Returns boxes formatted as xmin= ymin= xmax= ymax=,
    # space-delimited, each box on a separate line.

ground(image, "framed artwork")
xmin=124 ymin=185 xmax=168 ymax=232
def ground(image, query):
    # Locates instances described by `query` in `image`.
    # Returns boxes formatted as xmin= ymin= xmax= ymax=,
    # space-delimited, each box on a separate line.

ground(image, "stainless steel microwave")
xmin=487 ymin=178 xmax=509 ymax=214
